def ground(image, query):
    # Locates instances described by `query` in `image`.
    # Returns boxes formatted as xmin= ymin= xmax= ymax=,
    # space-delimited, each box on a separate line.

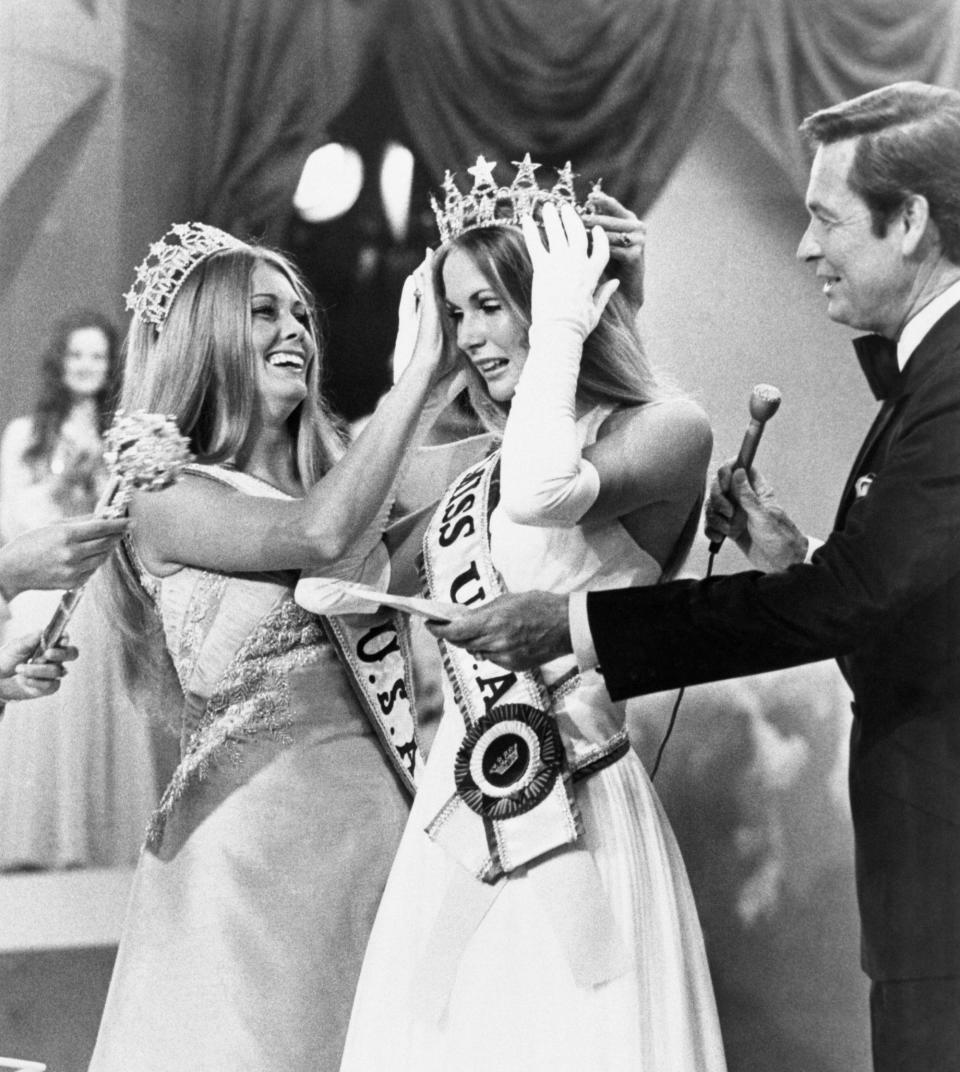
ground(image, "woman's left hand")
xmin=0 ymin=631 xmax=78 ymax=703
xmin=521 ymin=202 xmax=620 ymax=340
xmin=582 ymin=189 xmax=646 ymax=316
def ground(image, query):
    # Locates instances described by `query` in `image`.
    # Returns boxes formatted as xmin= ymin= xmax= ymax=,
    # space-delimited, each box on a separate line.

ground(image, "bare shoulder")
xmin=128 ymin=466 xmax=312 ymax=576
xmin=129 ymin=469 xmax=238 ymax=569
xmin=130 ymin=468 xmax=236 ymax=525
xmin=599 ymin=397 xmax=713 ymax=466
xmin=582 ymin=397 xmax=712 ymax=534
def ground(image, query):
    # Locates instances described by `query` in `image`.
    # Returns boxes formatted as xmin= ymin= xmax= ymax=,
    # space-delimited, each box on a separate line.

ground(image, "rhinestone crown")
xmin=124 ymin=222 xmax=247 ymax=330
xmin=430 ymin=154 xmax=598 ymax=243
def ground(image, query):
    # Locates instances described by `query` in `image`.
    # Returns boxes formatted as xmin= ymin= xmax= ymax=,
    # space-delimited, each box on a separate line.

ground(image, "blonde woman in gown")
xmin=89 ymin=464 xmax=411 ymax=1069
xmin=88 ymin=223 xmax=456 ymax=1071
xmin=0 ymin=311 xmax=157 ymax=869
xmin=329 ymin=183 xmax=728 ymax=1070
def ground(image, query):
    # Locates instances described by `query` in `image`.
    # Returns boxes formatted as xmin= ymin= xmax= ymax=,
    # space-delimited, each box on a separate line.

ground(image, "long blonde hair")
xmin=105 ymin=241 xmax=345 ymax=704
xmin=432 ymin=224 xmax=673 ymax=435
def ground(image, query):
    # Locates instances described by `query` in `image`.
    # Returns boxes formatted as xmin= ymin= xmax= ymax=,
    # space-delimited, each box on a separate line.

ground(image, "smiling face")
xmin=796 ymin=138 xmax=915 ymax=337
xmin=62 ymin=325 xmax=111 ymax=399
xmin=250 ymin=261 xmax=317 ymax=421
xmin=441 ymin=247 xmax=529 ymax=403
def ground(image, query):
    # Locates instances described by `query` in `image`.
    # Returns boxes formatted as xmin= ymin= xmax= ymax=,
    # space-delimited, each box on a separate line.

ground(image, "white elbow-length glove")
xmin=499 ymin=203 xmax=619 ymax=526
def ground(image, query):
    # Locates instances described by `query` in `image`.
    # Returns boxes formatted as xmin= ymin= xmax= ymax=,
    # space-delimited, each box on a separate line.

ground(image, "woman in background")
xmin=0 ymin=310 xmax=158 ymax=869
xmin=330 ymin=162 xmax=727 ymax=1070
xmin=89 ymin=221 xmax=454 ymax=1072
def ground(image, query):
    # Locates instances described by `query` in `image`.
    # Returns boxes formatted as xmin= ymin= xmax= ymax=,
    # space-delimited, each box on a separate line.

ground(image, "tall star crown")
xmin=430 ymin=154 xmax=599 ymax=242
xmin=124 ymin=222 xmax=247 ymax=331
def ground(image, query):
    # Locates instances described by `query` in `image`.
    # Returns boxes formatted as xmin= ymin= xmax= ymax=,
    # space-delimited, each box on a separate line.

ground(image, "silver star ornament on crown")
xmin=124 ymin=222 xmax=247 ymax=331
xmin=430 ymin=153 xmax=600 ymax=243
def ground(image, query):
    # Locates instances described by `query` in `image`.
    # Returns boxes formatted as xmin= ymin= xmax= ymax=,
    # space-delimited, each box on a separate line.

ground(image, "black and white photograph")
xmin=2 ymin=1 xmax=959 ymax=1069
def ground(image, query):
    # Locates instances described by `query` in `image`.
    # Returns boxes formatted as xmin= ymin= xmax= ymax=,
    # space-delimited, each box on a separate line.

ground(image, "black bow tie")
xmin=853 ymin=334 xmax=901 ymax=401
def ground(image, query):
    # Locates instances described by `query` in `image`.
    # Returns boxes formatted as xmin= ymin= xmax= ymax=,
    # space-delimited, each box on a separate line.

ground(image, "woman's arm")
xmin=134 ymin=256 xmax=455 ymax=576
xmin=499 ymin=205 xmax=710 ymax=553
xmin=583 ymin=398 xmax=712 ymax=526
xmin=498 ymin=204 xmax=617 ymax=527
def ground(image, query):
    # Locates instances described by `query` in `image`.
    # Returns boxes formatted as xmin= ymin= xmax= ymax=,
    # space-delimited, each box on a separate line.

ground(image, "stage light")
xmin=293 ymin=142 xmax=364 ymax=223
xmin=379 ymin=141 xmax=415 ymax=243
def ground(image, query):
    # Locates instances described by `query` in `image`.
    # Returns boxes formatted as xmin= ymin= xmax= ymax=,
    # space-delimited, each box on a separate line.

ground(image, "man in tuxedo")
xmin=429 ymin=81 xmax=960 ymax=1070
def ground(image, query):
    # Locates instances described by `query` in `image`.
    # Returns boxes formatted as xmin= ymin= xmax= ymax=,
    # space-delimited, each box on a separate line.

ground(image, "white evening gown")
xmin=341 ymin=407 xmax=726 ymax=1071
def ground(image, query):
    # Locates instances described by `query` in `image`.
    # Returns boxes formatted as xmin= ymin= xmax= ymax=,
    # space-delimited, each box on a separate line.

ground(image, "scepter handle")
xmin=30 ymin=584 xmax=87 ymax=660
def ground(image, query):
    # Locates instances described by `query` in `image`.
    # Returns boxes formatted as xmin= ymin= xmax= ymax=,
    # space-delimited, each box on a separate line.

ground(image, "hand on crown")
xmin=522 ymin=202 xmax=621 ymax=341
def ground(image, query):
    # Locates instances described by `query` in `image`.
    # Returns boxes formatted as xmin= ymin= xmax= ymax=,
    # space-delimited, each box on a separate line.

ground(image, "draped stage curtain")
xmin=722 ymin=0 xmax=960 ymax=191
xmin=114 ymin=0 xmax=960 ymax=249
xmin=4 ymin=0 xmax=960 ymax=450
xmin=117 ymin=0 xmax=744 ymax=249
xmin=381 ymin=0 xmax=742 ymax=211
xmin=118 ymin=0 xmax=393 ymax=287
xmin=8 ymin=0 xmax=960 ymax=341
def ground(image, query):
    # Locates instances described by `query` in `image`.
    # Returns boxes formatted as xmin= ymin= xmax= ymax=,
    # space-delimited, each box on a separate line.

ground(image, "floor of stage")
xmin=0 ymin=869 xmax=129 ymax=1072
xmin=0 ymin=863 xmax=871 ymax=1072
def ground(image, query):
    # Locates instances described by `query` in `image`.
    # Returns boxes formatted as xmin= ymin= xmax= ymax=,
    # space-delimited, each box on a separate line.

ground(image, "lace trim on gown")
xmin=146 ymin=597 xmax=326 ymax=847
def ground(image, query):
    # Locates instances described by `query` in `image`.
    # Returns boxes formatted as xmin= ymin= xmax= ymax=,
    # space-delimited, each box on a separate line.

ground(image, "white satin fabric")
xmin=341 ymin=408 xmax=726 ymax=1071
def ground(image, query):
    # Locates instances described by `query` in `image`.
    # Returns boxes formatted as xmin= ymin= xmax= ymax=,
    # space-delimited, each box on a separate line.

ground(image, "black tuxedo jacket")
xmin=589 ymin=301 xmax=960 ymax=981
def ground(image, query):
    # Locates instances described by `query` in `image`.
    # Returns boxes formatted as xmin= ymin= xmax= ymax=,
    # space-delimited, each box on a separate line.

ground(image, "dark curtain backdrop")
xmin=119 ymin=0 xmax=393 ymax=290
xmin=111 ymin=0 xmax=960 ymax=286
xmin=7 ymin=0 xmax=960 ymax=320
xmin=380 ymin=0 xmax=742 ymax=210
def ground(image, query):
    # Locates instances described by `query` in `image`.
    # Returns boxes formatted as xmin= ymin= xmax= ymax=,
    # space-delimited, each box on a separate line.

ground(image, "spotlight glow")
xmin=293 ymin=142 xmax=364 ymax=223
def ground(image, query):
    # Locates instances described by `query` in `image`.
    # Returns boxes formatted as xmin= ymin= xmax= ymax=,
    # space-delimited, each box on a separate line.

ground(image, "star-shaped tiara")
xmin=430 ymin=153 xmax=598 ymax=242
xmin=124 ymin=222 xmax=247 ymax=331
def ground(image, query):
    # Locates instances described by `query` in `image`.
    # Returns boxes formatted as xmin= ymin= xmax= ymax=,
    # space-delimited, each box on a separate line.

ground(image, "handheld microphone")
xmin=708 ymin=384 xmax=782 ymax=555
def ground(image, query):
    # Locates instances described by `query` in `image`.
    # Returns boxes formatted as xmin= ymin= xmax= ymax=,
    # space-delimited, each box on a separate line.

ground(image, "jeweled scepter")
xmin=29 ymin=410 xmax=192 ymax=661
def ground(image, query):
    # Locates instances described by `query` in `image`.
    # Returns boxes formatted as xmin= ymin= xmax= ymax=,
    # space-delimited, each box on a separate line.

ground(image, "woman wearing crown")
xmin=87 ymin=224 xmax=460 ymax=1071
xmin=309 ymin=157 xmax=728 ymax=1069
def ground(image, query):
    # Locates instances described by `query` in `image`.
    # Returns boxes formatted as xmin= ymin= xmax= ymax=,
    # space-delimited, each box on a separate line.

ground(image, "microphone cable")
xmin=649 ymin=384 xmax=780 ymax=781
xmin=649 ymin=541 xmax=719 ymax=781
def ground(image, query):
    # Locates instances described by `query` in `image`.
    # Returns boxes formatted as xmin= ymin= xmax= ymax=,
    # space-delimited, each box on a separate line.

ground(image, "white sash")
xmin=321 ymin=612 xmax=422 ymax=794
xmin=422 ymin=452 xmax=582 ymax=879
xmin=415 ymin=450 xmax=630 ymax=1018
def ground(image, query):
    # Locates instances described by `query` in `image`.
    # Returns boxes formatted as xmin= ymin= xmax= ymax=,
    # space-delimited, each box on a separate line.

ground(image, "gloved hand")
xmin=521 ymin=202 xmax=620 ymax=341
